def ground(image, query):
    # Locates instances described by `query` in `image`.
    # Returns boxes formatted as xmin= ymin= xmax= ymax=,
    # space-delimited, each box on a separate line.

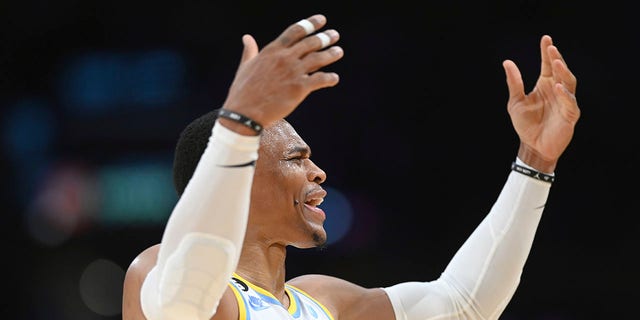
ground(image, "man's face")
xmin=248 ymin=120 xmax=328 ymax=249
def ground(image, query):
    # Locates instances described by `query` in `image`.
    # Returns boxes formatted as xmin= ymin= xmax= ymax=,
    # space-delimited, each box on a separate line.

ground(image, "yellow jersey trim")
xmin=286 ymin=284 xmax=335 ymax=320
xmin=227 ymin=280 xmax=248 ymax=320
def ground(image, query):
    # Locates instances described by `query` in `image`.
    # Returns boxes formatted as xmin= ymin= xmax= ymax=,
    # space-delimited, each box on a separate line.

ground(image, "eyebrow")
xmin=287 ymin=145 xmax=311 ymax=156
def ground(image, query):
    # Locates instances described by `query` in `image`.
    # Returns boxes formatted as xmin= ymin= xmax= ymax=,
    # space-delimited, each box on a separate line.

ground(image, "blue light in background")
xmin=59 ymin=53 xmax=122 ymax=113
xmin=2 ymin=98 xmax=55 ymax=160
xmin=129 ymin=50 xmax=186 ymax=107
xmin=321 ymin=186 xmax=354 ymax=245
xmin=2 ymin=99 xmax=56 ymax=205
xmin=58 ymin=50 xmax=186 ymax=115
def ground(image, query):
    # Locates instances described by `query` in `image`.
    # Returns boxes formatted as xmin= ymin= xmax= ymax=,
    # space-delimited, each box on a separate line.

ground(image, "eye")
xmin=285 ymin=153 xmax=312 ymax=165
xmin=284 ymin=148 xmax=311 ymax=163
xmin=287 ymin=156 xmax=304 ymax=162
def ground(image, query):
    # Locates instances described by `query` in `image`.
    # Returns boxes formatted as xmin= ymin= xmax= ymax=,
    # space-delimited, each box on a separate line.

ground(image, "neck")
xmin=235 ymin=242 xmax=288 ymax=303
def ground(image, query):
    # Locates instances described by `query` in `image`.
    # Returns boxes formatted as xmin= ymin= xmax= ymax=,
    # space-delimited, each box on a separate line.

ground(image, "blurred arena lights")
xmin=2 ymin=99 xmax=57 ymax=204
xmin=79 ymin=258 xmax=126 ymax=317
xmin=25 ymin=160 xmax=176 ymax=246
xmin=321 ymin=186 xmax=381 ymax=249
xmin=58 ymin=50 xmax=186 ymax=113
xmin=26 ymin=162 xmax=98 ymax=247
xmin=97 ymin=160 xmax=176 ymax=226
xmin=322 ymin=186 xmax=354 ymax=245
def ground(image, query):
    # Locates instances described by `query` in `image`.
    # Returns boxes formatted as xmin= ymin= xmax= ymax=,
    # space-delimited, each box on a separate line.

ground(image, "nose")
xmin=306 ymin=159 xmax=326 ymax=184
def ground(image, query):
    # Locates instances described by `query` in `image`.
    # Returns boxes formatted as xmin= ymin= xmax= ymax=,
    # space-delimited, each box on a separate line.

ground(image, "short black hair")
xmin=172 ymin=108 xmax=220 ymax=196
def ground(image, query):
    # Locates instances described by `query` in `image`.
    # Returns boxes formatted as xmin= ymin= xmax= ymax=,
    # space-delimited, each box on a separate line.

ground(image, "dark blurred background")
xmin=2 ymin=0 xmax=638 ymax=319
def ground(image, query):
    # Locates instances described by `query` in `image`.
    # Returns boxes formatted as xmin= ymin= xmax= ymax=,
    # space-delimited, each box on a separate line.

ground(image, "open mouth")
xmin=305 ymin=198 xmax=324 ymax=207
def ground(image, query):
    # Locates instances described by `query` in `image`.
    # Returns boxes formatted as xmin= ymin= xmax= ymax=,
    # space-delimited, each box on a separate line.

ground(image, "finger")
xmin=503 ymin=59 xmax=525 ymax=101
xmin=539 ymin=35 xmax=554 ymax=77
xmin=293 ymin=29 xmax=340 ymax=56
xmin=239 ymin=34 xmax=259 ymax=64
xmin=301 ymin=45 xmax=344 ymax=74
xmin=316 ymin=33 xmax=331 ymax=49
xmin=552 ymin=58 xmax=577 ymax=94
xmin=554 ymin=83 xmax=581 ymax=123
xmin=305 ymin=70 xmax=341 ymax=91
xmin=277 ymin=14 xmax=327 ymax=48
xmin=547 ymin=44 xmax=567 ymax=66
xmin=295 ymin=19 xmax=315 ymax=35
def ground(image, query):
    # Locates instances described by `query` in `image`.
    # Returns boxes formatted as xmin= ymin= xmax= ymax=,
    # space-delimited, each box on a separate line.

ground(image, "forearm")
xmin=141 ymin=122 xmax=259 ymax=320
xmin=384 ymin=161 xmax=551 ymax=320
xmin=158 ymin=121 xmax=259 ymax=265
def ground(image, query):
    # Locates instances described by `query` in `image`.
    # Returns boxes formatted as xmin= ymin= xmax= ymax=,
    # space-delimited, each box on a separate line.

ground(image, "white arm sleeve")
xmin=141 ymin=122 xmax=260 ymax=320
xmin=383 ymin=160 xmax=552 ymax=320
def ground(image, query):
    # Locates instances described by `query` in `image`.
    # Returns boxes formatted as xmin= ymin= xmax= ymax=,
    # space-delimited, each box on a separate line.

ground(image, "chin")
xmin=293 ymin=231 xmax=327 ymax=249
xmin=312 ymin=231 xmax=328 ymax=248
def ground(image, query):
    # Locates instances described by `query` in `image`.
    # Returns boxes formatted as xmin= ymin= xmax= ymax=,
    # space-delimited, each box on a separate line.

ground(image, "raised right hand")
xmin=221 ymin=14 xmax=344 ymax=129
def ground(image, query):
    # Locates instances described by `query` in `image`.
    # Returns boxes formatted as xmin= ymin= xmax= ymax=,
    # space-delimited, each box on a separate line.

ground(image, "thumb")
xmin=239 ymin=34 xmax=258 ymax=65
xmin=502 ymin=59 xmax=525 ymax=101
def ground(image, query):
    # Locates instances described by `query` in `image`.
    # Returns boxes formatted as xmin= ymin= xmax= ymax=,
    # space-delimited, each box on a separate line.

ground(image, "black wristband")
xmin=217 ymin=109 xmax=263 ymax=134
xmin=511 ymin=162 xmax=555 ymax=183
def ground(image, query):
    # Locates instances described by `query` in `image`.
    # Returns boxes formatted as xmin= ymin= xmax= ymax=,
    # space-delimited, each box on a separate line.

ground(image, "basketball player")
xmin=122 ymin=13 xmax=580 ymax=320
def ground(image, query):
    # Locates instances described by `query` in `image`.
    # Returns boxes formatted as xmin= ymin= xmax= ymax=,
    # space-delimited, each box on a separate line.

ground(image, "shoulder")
xmin=287 ymin=274 xmax=395 ymax=320
xmin=124 ymin=244 xmax=161 ymax=288
xmin=122 ymin=244 xmax=160 ymax=319
xmin=124 ymin=243 xmax=161 ymax=288
xmin=130 ymin=244 xmax=161 ymax=272
xmin=122 ymin=244 xmax=239 ymax=320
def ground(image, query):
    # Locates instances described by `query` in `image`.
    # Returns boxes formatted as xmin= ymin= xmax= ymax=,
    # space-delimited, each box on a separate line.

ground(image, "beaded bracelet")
xmin=217 ymin=109 xmax=263 ymax=134
xmin=511 ymin=162 xmax=555 ymax=183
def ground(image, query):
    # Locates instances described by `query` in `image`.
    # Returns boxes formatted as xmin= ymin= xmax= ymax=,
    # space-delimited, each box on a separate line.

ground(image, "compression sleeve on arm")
xmin=383 ymin=160 xmax=551 ymax=320
xmin=141 ymin=121 xmax=260 ymax=320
